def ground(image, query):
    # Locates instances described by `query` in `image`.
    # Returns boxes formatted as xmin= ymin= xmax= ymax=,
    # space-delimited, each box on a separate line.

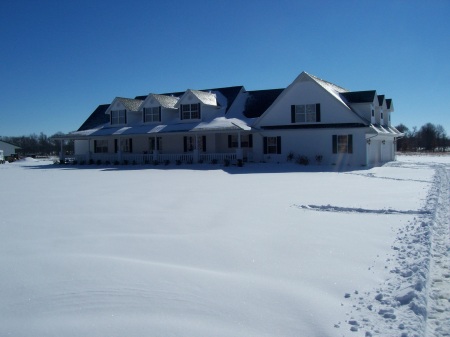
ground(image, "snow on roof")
xmin=190 ymin=90 xmax=217 ymax=106
xmin=116 ymin=97 xmax=143 ymax=111
xmin=149 ymin=94 xmax=179 ymax=109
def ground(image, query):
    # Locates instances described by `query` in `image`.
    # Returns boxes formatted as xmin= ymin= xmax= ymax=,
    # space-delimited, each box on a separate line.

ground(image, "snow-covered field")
xmin=0 ymin=155 xmax=449 ymax=337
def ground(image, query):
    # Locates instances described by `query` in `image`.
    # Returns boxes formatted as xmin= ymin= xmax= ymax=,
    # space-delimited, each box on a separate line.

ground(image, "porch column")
xmin=236 ymin=131 xmax=243 ymax=160
xmin=152 ymin=135 xmax=159 ymax=162
xmin=59 ymin=139 xmax=65 ymax=162
xmin=193 ymin=134 xmax=199 ymax=163
xmin=87 ymin=139 xmax=91 ymax=163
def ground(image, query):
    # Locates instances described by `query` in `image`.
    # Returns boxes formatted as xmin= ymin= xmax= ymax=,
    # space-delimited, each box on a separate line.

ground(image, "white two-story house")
xmin=56 ymin=71 xmax=402 ymax=167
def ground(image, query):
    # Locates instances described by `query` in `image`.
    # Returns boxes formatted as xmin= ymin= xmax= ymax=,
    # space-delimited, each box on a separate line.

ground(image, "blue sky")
xmin=1 ymin=0 xmax=449 ymax=137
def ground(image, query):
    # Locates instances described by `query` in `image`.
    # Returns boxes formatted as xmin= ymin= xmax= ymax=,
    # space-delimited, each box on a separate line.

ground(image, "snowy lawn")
xmin=0 ymin=155 xmax=449 ymax=337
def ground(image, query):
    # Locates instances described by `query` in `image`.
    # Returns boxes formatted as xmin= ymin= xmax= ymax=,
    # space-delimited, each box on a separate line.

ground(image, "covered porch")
xmin=57 ymin=130 xmax=253 ymax=166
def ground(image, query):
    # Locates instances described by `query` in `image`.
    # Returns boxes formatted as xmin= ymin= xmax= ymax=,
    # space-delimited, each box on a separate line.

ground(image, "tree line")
xmin=1 ymin=123 xmax=448 ymax=157
xmin=0 ymin=132 xmax=74 ymax=156
xmin=396 ymin=123 xmax=448 ymax=152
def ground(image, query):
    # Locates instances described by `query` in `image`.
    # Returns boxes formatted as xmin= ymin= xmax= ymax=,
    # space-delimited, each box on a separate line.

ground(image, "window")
xmin=381 ymin=112 xmax=384 ymax=120
xmin=263 ymin=136 xmax=281 ymax=154
xmin=94 ymin=140 xmax=108 ymax=153
xmin=149 ymin=137 xmax=162 ymax=151
xmin=183 ymin=136 xmax=206 ymax=152
xmin=332 ymin=135 xmax=353 ymax=154
xmin=120 ymin=138 xmax=132 ymax=153
xmin=144 ymin=107 xmax=161 ymax=123
xmin=291 ymin=104 xmax=320 ymax=123
xmin=111 ymin=110 xmax=126 ymax=125
xmin=181 ymin=103 xmax=201 ymax=120
xmin=371 ymin=109 xmax=375 ymax=117
xmin=228 ymin=134 xmax=253 ymax=148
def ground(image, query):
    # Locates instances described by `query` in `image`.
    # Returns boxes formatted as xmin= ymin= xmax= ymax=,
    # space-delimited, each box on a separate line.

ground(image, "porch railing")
xmin=64 ymin=152 xmax=236 ymax=165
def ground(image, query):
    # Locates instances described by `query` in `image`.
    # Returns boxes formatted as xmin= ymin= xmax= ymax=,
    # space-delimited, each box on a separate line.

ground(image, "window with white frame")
xmin=94 ymin=140 xmax=108 ymax=153
xmin=181 ymin=103 xmax=200 ymax=120
xmin=144 ymin=107 xmax=161 ymax=123
xmin=111 ymin=110 xmax=126 ymax=125
xmin=120 ymin=138 xmax=132 ymax=153
xmin=228 ymin=134 xmax=253 ymax=148
xmin=332 ymin=135 xmax=353 ymax=154
xmin=292 ymin=104 xmax=320 ymax=123
xmin=263 ymin=136 xmax=281 ymax=154
xmin=149 ymin=137 xmax=162 ymax=152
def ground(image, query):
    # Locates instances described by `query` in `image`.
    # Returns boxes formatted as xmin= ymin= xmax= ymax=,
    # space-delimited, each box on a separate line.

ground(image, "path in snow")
xmin=336 ymin=161 xmax=450 ymax=337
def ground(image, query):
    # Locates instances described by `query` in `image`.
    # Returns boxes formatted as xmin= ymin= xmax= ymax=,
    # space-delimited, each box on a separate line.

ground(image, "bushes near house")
xmin=296 ymin=155 xmax=309 ymax=166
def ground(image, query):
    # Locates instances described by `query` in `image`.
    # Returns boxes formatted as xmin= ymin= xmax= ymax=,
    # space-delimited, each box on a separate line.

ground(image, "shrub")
xmin=114 ymin=160 xmax=119 ymax=165
xmin=123 ymin=160 xmax=128 ymax=165
xmin=153 ymin=160 xmax=159 ymax=166
xmin=132 ymin=160 xmax=137 ymax=165
xmin=164 ymin=160 xmax=170 ymax=166
xmin=224 ymin=158 xmax=230 ymax=167
xmin=176 ymin=159 xmax=182 ymax=165
xmin=287 ymin=151 xmax=295 ymax=162
xmin=96 ymin=159 xmax=102 ymax=165
xmin=296 ymin=155 xmax=309 ymax=165
xmin=315 ymin=155 xmax=323 ymax=165
xmin=211 ymin=159 xmax=218 ymax=165
xmin=89 ymin=159 xmax=94 ymax=165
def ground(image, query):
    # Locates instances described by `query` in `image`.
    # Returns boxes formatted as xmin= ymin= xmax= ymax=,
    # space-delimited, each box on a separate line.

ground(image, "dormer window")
xmin=181 ymin=103 xmax=201 ymax=120
xmin=144 ymin=107 xmax=161 ymax=123
xmin=111 ymin=110 xmax=126 ymax=125
xmin=291 ymin=104 xmax=321 ymax=123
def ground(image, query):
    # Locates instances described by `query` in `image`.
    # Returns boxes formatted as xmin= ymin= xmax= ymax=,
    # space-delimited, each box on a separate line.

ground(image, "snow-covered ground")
xmin=0 ymin=155 xmax=448 ymax=337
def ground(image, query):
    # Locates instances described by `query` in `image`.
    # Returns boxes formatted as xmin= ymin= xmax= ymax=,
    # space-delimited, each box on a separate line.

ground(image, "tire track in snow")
xmin=335 ymin=162 xmax=450 ymax=337
xmin=293 ymin=204 xmax=429 ymax=216
xmin=425 ymin=165 xmax=450 ymax=337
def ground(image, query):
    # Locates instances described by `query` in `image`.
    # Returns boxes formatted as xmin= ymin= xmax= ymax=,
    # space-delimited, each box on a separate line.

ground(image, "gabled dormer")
xmin=384 ymin=98 xmax=394 ymax=126
xmin=340 ymin=90 xmax=377 ymax=124
xmin=376 ymin=95 xmax=387 ymax=125
xmin=141 ymin=94 xmax=179 ymax=124
xmin=106 ymin=97 xmax=143 ymax=126
xmin=174 ymin=89 xmax=219 ymax=121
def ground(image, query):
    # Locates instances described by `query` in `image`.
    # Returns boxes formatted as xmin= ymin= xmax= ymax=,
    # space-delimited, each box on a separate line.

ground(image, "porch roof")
xmin=58 ymin=117 xmax=251 ymax=139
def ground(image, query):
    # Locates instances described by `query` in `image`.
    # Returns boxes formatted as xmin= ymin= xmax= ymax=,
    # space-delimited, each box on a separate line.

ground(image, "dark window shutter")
xmin=249 ymin=134 xmax=253 ymax=148
xmin=291 ymin=105 xmax=296 ymax=123
xmin=263 ymin=137 xmax=268 ymax=154
xmin=202 ymin=135 xmax=206 ymax=152
xmin=348 ymin=135 xmax=353 ymax=153
xmin=180 ymin=107 xmax=183 ymax=120
xmin=228 ymin=135 xmax=232 ymax=148
xmin=129 ymin=138 xmax=133 ymax=153
xmin=143 ymin=108 xmax=145 ymax=123
xmin=277 ymin=136 xmax=281 ymax=154
xmin=316 ymin=104 xmax=321 ymax=122
xmin=183 ymin=136 xmax=187 ymax=152
xmin=124 ymin=111 xmax=127 ymax=124
xmin=332 ymin=135 xmax=337 ymax=154
xmin=158 ymin=106 xmax=162 ymax=122
xmin=198 ymin=103 xmax=201 ymax=118
xmin=114 ymin=139 xmax=118 ymax=153
xmin=94 ymin=140 xmax=97 ymax=153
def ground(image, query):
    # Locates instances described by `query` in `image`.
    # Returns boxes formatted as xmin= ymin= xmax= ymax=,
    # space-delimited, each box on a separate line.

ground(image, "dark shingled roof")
xmin=377 ymin=95 xmax=385 ymax=106
xmin=341 ymin=90 xmax=376 ymax=103
xmin=77 ymin=104 xmax=110 ymax=131
xmin=386 ymin=98 xmax=392 ymax=109
xmin=244 ymin=89 xmax=284 ymax=118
